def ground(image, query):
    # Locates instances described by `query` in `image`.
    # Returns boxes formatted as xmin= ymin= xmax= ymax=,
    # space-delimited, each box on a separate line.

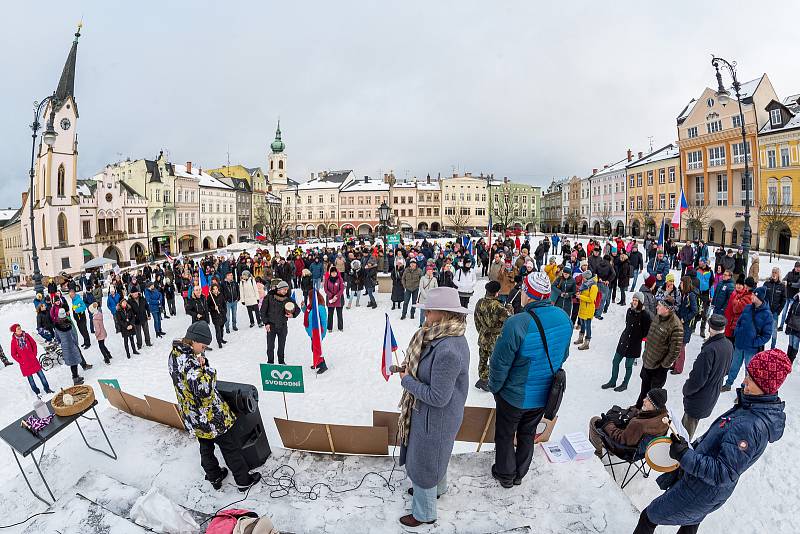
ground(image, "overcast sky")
xmin=2 ymin=1 xmax=799 ymax=207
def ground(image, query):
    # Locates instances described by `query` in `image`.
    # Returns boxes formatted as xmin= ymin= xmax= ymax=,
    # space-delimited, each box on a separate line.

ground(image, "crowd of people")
xmin=1 ymin=231 xmax=793 ymax=532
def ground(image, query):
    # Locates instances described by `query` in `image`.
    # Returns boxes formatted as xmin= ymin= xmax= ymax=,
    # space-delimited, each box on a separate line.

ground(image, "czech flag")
xmin=164 ymin=252 xmax=175 ymax=262
xmin=671 ymin=189 xmax=688 ymax=228
xmin=461 ymin=235 xmax=474 ymax=257
xmin=304 ymin=289 xmax=328 ymax=368
xmin=198 ymin=269 xmax=210 ymax=296
xmin=487 ymin=215 xmax=493 ymax=251
xmin=381 ymin=314 xmax=398 ymax=381
xmin=255 ymin=230 xmax=266 ymax=241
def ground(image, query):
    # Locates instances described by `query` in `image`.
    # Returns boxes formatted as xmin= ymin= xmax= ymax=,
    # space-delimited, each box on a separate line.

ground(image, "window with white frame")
xmin=717 ymin=174 xmax=728 ymax=206
xmin=637 ymin=173 xmax=642 ymax=187
xmin=695 ymin=176 xmax=704 ymax=205
xmin=781 ymin=147 xmax=790 ymax=167
xmin=629 ymin=175 xmax=635 ymax=188
xmin=658 ymin=169 xmax=665 ymax=184
xmin=687 ymin=150 xmax=703 ymax=170
xmin=781 ymin=177 xmax=792 ymax=206
xmin=732 ymin=114 xmax=743 ymax=129
xmin=708 ymin=146 xmax=726 ymax=166
xmin=659 ymin=193 xmax=666 ymax=209
xmin=741 ymin=173 xmax=753 ymax=206
xmin=647 ymin=195 xmax=654 ymax=209
xmin=771 ymin=108 xmax=782 ymax=126
xmin=637 ymin=196 xmax=642 ymax=210
xmin=767 ymin=178 xmax=778 ymax=205
xmin=767 ymin=149 xmax=777 ymax=168
xmin=630 ymin=198 xmax=635 ymax=210
xmin=706 ymin=120 xmax=723 ymax=134
xmin=669 ymin=193 xmax=676 ymax=209
xmin=732 ymin=141 xmax=751 ymax=164
xmin=669 ymin=167 xmax=676 ymax=183
xmin=687 ymin=126 xmax=698 ymax=138
xmin=647 ymin=171 xmax=654 ymax=186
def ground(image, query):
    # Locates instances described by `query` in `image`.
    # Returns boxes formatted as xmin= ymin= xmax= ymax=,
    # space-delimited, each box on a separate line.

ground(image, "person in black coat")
xmin=127 ymin=287 xmax=152 ymax=350
xmin=681 ymin=314 xmax=733 ymax=440
xmin=186 ymin=286 xmax=210 ymax=324
xmin=628 ymin=244 xmax=644 ymax=290
xmin=207 ymin=285 xmax=228 ymax=349
xmin=259 ymin=281 xmax=301 ymax=364
xmin=779 ymin=261 xmax=800 ymax=331
xmin=391 ymin=262 xmax=405 ymax=309
xmin=115 ymin=298 xmax=139 ymax=358
xmin=762 ymin=267 xmax=786 ymax=350
xmin=163 ymin=277 xmax=177 ymax=317
xmin=602 ymin=293 xmax=652 ymax=392
xmin=220 ymin=272 xmax=240 ymax=334
xmin=615 ymin=253 xmax=632 ymax=305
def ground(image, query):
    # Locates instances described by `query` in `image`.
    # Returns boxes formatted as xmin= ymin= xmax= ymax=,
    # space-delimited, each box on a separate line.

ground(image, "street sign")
xmin=98 ymin=379 xmax=121 ymax=396
xmin=735 ymin=212 xmax=744 ymax=218
xmin=11 ymin=263 xmax=19 ymax=275
xmin=260 ymin=363 xmax=304 ymax=393
xmin=387 ymin=234 xmax=401 ymax=246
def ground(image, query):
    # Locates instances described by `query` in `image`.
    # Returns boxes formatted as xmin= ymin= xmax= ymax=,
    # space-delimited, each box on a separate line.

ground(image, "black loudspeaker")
xmin=216 ymin=380 xmax=271 ymax=469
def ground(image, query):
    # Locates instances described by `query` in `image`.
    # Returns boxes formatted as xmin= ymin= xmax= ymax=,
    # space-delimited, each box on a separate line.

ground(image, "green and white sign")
xmin=387 ymin=233 xmax=401 ymax=246
xmin=260 ymin=364 xmax=304 ymax=393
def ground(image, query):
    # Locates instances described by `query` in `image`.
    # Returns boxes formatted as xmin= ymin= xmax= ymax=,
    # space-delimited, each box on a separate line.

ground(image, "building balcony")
xmin=686 ymin=162 xmax=704 ymax=171
xmin=95 ymin=230 xmax=128 ymax=244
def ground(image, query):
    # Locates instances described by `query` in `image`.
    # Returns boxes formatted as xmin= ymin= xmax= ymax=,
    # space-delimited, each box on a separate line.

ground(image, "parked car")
xmin=428 ymin=231 xmax=442 ymax=239
xmin=413 ymin=231 xmax=429 ymax=239
xmin=440 ymin=230 xmax=457 ymax=239
xmin=333 ymin=235 xmax=344 ymax=243
xmin=467 ymin=229 xmax=483 ymax=237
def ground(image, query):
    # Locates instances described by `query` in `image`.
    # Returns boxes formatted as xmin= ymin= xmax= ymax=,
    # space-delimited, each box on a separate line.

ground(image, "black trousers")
xmin=98 ymin=339 xmax=112 ymax=360
xmin=267 ymin=327 xmax=288 ymax=364
xmin=327 ymin=306 xmax=343 ymax=331
xmin=213 ymin=321 xmax=225 ymax=347
xmin=167 ymin=297 xmax=176 ymax=316
xmin=198 ymin=430 xmax=251 ymax=486
xmin=246 ymin=305 xmax=261 ymax=326
xmin=633 ymin=508 xmax=699 ymax=534
xmin=459 ymin=295 xmax=471 ymax=309
xmin=493 ymin=394 xmax=544 ymax=482
xmin=636 ymin=367 xmax=669 ymax=409
xmin=75 ymin=312 xmax=91 ymax=347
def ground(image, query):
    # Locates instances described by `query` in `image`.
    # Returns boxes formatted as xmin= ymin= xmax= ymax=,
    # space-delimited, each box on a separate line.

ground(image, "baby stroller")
xmin=37 ymin=334 xmax=64 ymax=371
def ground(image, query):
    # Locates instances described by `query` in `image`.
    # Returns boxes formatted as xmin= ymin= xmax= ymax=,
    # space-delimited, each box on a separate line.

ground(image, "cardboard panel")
xmin=274 ymin=418 xmax=334 ymax=453
xmin=144 ymin=395 xmax=186 ymax=431
xmin=534 ymin=416 xmax=557 ymax=444
xmin=99 ymin=382 xmax=131 ymax=414
xmin=119 ymin=391 xmax=152 ymax=420
xmin=329 ymin=424 xmax=389 ymax=455
xmin=456 ymin=406 xmax=496 ymax=443
xmin=372 ymin=410 xmax=400 ymax=446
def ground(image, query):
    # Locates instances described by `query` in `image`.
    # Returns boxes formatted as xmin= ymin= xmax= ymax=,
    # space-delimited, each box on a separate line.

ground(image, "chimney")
xmin=592 ymin=168 xmax=598 ymax=174
xmin=427 ymin=174 xmax=431 ymax=184
xmin=453 ymin=172 xmax=458 ymax=178
xmin=504 ymin=176 xmax=509 ymax=183
xmin=311 ymin=172 xmax=315 ymax=180
xmin=604 ymin=164 xmax=609 ymax=169
xmin=638 ymin=151 xmax=643 ymax=159
xmin=465 ymin=172 xmax=472 ymax=177
xmin=186 ymin=161 xmax=192 ymax=174
xmin=627 ymin=148 xmax=633 ymax=162
xmin=199 ymin=167 xmax=202 ymax=175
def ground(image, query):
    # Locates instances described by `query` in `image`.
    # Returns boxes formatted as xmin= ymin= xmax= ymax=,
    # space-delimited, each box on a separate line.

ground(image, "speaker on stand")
xmin=215 ymin=380 xmax=272 ymax=469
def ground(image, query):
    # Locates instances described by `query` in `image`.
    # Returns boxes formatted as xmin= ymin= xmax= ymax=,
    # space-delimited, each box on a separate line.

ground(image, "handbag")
xmin=526 ymin=309 xmax=566 ymax=420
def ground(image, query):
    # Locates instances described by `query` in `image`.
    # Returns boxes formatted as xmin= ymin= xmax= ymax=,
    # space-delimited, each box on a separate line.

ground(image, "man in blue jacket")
xmin=710 ymin=269 xmax=734 ymax=315
xmin=634 ymin=348 xmax=789 ymax=533
xmin=489 ymin=271 xmax=570 ymax=488
xmin=723 ymin=286 xmax=773 ymax=391
xmin=647 ymin=248 xmax=670 ymax=289
xmin=144 ymin=282 xmax=166 ymax=338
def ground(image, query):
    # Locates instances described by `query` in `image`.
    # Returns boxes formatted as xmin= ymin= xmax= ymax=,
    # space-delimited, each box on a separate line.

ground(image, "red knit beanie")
xmin=747 ymin=349 xmax=792 ymax=395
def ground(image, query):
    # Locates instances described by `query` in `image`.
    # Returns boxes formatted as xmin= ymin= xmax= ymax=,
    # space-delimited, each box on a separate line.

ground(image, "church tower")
xmin=24 ymin=25 xmax=84 ymax=275
xmin=267 ymin=120 xmax=288 ymax=192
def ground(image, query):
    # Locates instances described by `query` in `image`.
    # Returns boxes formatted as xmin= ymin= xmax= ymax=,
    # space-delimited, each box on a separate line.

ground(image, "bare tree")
xmin=447 ymin=209 xmax=472 ymax=234
xmin=759 ymin=193 xmax=794 ymax=260
xmin=684 ymin=204 xmax=711 ymax=242
xmin=262 ymin=200 xmax=289 ymax=253
xmin=599 ymin=205 xmax=613 ymax=236
xmin=564 ymin=212 xmax=581 ymax=239
xmin=491 ymin=186 xmax=519 ymax=233
xmin=640 ymin=207 xmax=656 ymax=235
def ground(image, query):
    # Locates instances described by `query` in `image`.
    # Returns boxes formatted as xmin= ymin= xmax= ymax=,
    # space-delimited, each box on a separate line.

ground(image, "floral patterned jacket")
xmin=168 ymin=341 xmax=235 ymax=439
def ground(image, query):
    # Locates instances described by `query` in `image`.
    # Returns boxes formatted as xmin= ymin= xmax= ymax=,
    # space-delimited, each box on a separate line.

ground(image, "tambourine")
xmin=645 ymin=436 xmax=679 ymax=473
xmin=284 ymin=301 xmax=296 ymax=313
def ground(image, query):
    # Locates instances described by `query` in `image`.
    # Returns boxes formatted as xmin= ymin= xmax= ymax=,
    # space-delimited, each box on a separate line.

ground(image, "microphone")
xmin=389 ymin=365 xmax=406 ymax=374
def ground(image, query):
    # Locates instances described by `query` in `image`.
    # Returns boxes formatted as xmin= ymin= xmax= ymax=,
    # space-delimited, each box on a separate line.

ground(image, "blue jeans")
xmin=27 ymin=370 xmax=51 ymax=395
xmin=88 ymin=310 xmax=94 ymax=333
xmin=779 ymin=299 xmax=792 ymax=329
xmin=789 ymin=334 xmax=800 ymax=350
xmin=631 ymin=269 xmax=640 ymax=290
xmin=225 ymin=301 xmax=238 ymax=331
xmin=595 ymin=284 xmax=609 ymax=319
xmin=402 ymin=289 xmax=418 ymax=318
xmin=365 ymin=285 xmax=376 ymax=306
xmin=580 ymin=318 xmax=592 ymax=339
xmin=771 ymin=312 xmax=780 ymax=349
xmin=726 ymin=347 xmax=757 ymax=387
xmin=419 ymin=308 xmax=426 ymax=327
xmin=152 ymin=309 xmax=162 ymax=334
xmin=411 ymin=473 xmax=448 ymax=522
xmin=313 ymin=278 xmax=321 ymax=291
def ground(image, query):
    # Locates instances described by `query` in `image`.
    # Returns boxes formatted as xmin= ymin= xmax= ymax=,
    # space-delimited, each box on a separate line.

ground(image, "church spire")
xmin=55 ymin=23 xmax=81 ymax=102
xmin=270 ymin=119 xmax=285 ymax=153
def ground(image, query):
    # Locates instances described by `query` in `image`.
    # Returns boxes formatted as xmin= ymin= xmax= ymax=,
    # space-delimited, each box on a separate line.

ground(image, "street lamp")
xmin=28 ymin=93 xmax=59 ymax=294
xmin=712 ymin=56 xmax=752 ymax=271
xmin=378 ymin=201 xmax=390 ymax=272
xmin=294 ymin=184 xmax=299 ymax=246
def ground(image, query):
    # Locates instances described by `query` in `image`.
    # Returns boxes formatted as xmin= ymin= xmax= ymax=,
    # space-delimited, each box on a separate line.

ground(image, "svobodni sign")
xmin=260 ymin=364 xmax=304 ymax=393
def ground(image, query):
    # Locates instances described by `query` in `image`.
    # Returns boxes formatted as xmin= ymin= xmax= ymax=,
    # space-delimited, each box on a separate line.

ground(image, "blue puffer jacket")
xmin=697 ymin=269 xmax=713 ymax=293
xmin=144 ymin=287 xmax=163 ymax=312
xmin=310 ymin=261 xmax=325 ymax=280
xmin=733 ymin=301 xmax=773 ymax=351
xmin=647 ymin=258 xmax=670 ymax=286
xmin=489 ymin=300 xmax=571 ymax=409
xmin=107 ymin=291 xmax=121 ymax=312
xmin=647 ymin=390 xmax=785 ymax=526
xmin=711 ymin=278 xmax=734 ymax=314
xmin=70 ymin=293 xmax=87 ymax=314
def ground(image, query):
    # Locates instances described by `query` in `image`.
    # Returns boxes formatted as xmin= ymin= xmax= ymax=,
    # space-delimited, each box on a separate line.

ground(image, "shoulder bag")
xmin=526 ymin=308 xmax=567 ymax=420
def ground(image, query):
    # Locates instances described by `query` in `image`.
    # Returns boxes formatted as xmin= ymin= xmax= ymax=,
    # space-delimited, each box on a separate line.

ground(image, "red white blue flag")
xmin=304 ymin=289 xmax=328 ymax=368
xmin=198 ymin=269 xmax=210 ymax=296
xmin=381 ymin=314 xmax=398 ymax=381
xmin=672 ymin=189 xmax=688 ymax=228
xmin=255 ymin=230 xmax=266 ymax=241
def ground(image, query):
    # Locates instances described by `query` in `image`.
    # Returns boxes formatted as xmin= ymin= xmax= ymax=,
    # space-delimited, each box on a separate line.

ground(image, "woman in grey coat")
xmin=397 ymin=287 xmax=470 ymax=527
xmin=53 ymin=308 xmax=92 ymax=385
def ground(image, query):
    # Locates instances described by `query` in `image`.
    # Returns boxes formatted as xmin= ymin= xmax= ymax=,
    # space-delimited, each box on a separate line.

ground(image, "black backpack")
xmin=526 ymin=308 xmax=567 ymax=420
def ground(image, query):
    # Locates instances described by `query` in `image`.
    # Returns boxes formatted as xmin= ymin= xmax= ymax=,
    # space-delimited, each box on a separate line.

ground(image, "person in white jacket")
xmin=416 ymin=265 xmax=439 ymax=326
xmin=239 ymin=270 xmax=263 ymax=328
xmin=454 ymin=256 xmax=477 ymax=309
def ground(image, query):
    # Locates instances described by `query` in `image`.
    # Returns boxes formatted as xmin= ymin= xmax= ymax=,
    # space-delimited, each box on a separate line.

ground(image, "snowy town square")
xmin=0 ymin=3 xmax=798 ymax=533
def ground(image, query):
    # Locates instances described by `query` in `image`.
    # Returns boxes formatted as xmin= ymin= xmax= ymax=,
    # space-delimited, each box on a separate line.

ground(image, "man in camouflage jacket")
xmin=168 ymin=321 xmax=260 ymax=490
xmin=474 ymin=281 xmax=511 ymax=391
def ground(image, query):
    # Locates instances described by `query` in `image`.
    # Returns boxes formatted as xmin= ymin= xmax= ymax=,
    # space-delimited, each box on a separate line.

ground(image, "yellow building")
xmin=441 ymin=173 xmax=489 ymax=231
xmin=758 ymin=95 xmax=800 ymax=254
xmin=626 ymin=144 xmax=680 ymax=238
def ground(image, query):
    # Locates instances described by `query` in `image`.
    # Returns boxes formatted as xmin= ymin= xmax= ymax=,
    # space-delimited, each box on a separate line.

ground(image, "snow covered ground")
xmin=0 ymin=240 xmax=796 ymax=533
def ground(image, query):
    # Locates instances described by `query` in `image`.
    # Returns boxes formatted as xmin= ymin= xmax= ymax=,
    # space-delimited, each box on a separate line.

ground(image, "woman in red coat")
xmin=10 ymin=324 xmax=54 ymax=396
xmin=324 ymin=266 xmax=345 ymax=332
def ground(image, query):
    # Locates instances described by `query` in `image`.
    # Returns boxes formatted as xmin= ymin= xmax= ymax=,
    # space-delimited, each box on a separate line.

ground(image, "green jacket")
xmin=474 ymin=296 xmax=510 ymax=348
xmin=168 ymin=341 xmax=235 ymax=439
xmin=642 ymin=311 xmax=683 ymax=369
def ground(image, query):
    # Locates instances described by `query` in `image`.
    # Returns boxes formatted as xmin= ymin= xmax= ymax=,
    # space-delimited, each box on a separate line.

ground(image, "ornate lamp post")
xmin=378 ymin=201 xmax=390 ymax=272
xmin=28 ymin=94 xmax=59 ymax=294
xmin=712 ymin=56 xmax=752 ymax=271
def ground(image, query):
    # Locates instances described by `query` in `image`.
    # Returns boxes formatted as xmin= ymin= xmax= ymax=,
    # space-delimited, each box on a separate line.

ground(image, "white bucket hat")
xmin=414 ymin=287 xmax=471 ymax=314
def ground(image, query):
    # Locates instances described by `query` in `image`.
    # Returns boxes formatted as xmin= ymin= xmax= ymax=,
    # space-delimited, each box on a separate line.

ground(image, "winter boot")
xmin=601 ymin=381 xmax=616 ymax=389
xmin=578 ymin=338 xmax=590 ymax=350
xmin=206 ymin=467 xmax=228 ymax=490
xmin=237 ymin=471 xmax=262 ymax=493
xmin=788 ymin=345 xmax=797 ymax=363
xmin=316 ymin=361 xmax=328 ymax=374
xmin=700 ymin=328 xmax=706 ymax=338
xmin=73 ymin=375 xmax=85 ymax=385
xmin=614 ymin=383 xmax=628 ymax=392
xmin=573 ymin=332 xmax=585 ymax=345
